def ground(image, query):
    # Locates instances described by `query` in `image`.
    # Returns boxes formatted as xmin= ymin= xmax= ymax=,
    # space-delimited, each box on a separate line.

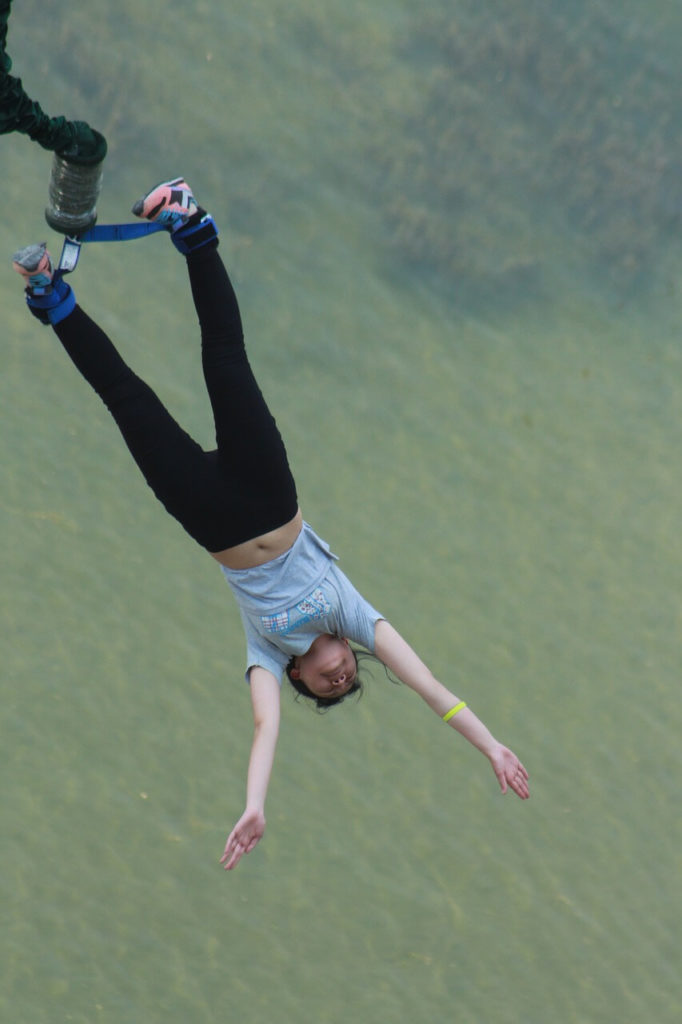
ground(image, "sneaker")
xmin=131 ymin=177 xmax=198 ymax=230
xmin=12 ymin=242 xmax=54 ymax=291
xmin=12 ymin=242 xmax=75 ymax=325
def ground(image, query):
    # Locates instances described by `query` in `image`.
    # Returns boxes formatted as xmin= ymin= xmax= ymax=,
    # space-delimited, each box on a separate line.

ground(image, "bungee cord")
xmin=2 ymin=2 xmax=166 ymax=271
xmin=1 ymin=0 xmax=106 ymax=164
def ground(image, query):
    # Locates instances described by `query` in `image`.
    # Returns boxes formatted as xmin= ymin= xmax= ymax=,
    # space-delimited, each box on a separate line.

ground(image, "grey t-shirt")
xmin=221 ymin=521 xmax=382 ymax=682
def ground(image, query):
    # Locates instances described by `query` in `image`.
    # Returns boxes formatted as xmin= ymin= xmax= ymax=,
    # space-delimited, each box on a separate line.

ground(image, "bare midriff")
xmin=209 ymin=508 xmax=304 ymax=570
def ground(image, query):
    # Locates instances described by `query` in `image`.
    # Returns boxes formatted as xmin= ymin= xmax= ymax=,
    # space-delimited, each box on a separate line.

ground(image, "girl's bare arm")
xmin=374 ymin=620 xmax=529 ymax=799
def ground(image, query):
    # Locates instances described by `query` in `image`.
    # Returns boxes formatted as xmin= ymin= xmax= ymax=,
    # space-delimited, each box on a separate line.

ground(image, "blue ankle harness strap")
xmin=82 ymin=222 xmax=167 ymax=243
xmin=56 ymin=213 xmax=218 ymax=274
xmin=56 ymin=221 xmax=166 ymax=274
xmin=27 ymin=214 xmax=220 ymax=324
xmin=168 ymin=213 xmax=218 ymax=254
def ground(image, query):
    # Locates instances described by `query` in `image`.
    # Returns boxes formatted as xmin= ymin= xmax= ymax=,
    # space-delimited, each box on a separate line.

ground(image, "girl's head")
xmin=286 ymin=634 xmax=362 ymax=710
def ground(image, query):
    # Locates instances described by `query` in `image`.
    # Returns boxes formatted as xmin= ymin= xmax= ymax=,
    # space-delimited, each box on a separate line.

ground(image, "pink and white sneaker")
xmin=131 ymin=177 xmax=199 ymax=230
xmin=12 ymin=242 xmax=54 ymax=290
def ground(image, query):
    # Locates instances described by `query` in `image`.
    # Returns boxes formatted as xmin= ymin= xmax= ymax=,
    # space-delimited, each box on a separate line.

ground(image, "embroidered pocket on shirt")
xmin=261 ymin=588 xmax=331 ymax=635
xmin=260 ymin=610 xmax=291 ymax=634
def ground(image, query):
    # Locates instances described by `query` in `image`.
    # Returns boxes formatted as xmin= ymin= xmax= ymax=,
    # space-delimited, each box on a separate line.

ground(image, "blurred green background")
xmin=2 ymin=1 xmax=681 ymax=1021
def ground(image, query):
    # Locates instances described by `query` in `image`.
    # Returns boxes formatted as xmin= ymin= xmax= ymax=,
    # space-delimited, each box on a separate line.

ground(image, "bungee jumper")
xmin=11 ymin=177 xmax=530 ymax=871
xmin=1 ymin=0 xmax=106 ymax=163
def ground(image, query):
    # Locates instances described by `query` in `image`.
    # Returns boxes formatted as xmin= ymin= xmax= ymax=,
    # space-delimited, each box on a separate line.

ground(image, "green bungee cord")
xmin=1 ymin=0 xmax=106 ymax=163
xmin=1 ymin=0 xmax=107 ymax=232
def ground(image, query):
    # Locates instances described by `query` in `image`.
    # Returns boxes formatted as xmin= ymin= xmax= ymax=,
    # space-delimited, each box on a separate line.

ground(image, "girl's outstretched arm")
xmin=220 ymin=667 xmax=281 ymax=870
xmin=374 ymin=620 xmax=529 ymax=800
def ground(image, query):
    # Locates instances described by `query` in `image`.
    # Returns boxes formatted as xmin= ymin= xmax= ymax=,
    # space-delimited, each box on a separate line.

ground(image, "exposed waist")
xmin=210 ymin=508 xmax=303 ymax=570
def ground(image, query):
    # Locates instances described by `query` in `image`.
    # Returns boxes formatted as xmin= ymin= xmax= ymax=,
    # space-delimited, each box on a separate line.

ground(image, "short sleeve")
xmin=239 ymin=609 xmax=290 ymax=684
xmin=328 ymin=566 xmax=383 ymax=652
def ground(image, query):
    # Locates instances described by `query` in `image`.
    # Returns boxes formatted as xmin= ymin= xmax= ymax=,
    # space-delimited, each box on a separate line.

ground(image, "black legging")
xmin=52 ymin=240 xmax=298 ymax=552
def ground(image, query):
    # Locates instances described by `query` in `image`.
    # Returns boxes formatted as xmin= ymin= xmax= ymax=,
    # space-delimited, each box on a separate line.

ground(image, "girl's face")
xmin=290 ymin=634 xmax=357 ymax=699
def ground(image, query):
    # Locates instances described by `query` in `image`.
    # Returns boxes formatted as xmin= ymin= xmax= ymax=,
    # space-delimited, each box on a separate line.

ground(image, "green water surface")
xmin=2 ymin=2 xmax=681 ymax=1022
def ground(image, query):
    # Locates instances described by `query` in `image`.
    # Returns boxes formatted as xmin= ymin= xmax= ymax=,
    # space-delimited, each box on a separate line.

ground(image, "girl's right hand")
xmin=220 ymin=807 xmax=266 ymax=870
xmin=488 ymin=744 xmax=530 ymax=799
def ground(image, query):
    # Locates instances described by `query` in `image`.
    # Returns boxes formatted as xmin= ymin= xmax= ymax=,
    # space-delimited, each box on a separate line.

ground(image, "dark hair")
xmin=285 ymin=646 xmax=377 ymax=712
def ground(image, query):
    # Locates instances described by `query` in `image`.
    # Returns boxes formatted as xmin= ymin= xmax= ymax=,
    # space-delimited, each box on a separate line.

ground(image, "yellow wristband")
xmin=442 ymin=701 xmax=467 ymax=723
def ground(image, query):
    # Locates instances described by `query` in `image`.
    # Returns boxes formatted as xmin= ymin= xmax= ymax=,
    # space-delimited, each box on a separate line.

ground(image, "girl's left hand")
xmin=220 ymin=807 xmax=266 ymax=870
xmin=489 ymin=745 xmax=530 ymax=799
